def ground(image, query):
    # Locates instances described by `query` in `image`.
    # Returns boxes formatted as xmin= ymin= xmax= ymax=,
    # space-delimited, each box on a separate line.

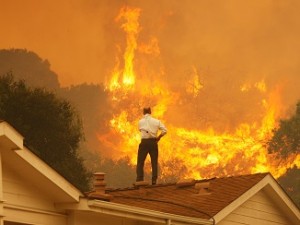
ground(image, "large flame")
xmin=108 ymin=6 xmax=141 ymax=91
xmin=100 ymin=6 xmax=300 ymax=181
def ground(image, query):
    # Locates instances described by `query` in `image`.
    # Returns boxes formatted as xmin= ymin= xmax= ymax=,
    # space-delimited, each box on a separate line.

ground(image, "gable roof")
xmin=1 ymin=120 xmax=299 ymax=224
xmin=105 ymin=173 xmax=268 ymax=219
xmin=89 ymin=172 xmax=298 ymax=224
xmin=0 ymin=121 xmax=83 ymax=203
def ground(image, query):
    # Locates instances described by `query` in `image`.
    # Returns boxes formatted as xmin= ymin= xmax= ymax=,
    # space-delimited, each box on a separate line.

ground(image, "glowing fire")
xmin=100 ymin=6 xmax=300 ymax=181
xmin=108 ymin=6 xmax=141 ymax=91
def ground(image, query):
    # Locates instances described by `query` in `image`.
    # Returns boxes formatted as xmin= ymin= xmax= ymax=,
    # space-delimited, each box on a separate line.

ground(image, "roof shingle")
xmin=100 ymin=173 xmax=269 ymax=219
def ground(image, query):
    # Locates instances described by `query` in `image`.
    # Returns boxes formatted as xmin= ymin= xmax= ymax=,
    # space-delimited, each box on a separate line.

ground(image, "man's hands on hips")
xmin=156 ymin=134 xmax=164 ymax=142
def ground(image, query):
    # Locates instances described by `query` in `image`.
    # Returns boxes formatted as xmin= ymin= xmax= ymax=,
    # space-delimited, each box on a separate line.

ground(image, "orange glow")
xmin=98 ymin=6 xmax=300 ymax=181
xmin=240 ymin=79 xmax=266 ymax=93
xmin=108 ymin=6 xmax=141 ymax=92
xmin=185 ymin=66 xmax=203 ymax=97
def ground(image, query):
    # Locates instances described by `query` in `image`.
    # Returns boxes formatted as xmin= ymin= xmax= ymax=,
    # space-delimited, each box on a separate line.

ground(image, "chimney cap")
xmin=176 ymin=178 xmax=196 ymax=188
xmin=88 ymin=192 xmax=113 ymax=201
xmin=89 ymin=172 xmax=112 ymax=201
xmin=94 ymin=172 xmax=106 ymax=175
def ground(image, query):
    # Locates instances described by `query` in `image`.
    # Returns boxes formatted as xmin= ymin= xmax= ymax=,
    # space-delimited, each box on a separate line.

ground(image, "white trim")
xmin=0 ymin=121 xmax=83 ymax=202
xmin=15 ymin=146 xmax=83 ymax=201
xmin=56 ymin=198 xmax=213 ymax=225
xmin=4 ymin=203 xmax=66 ymax=217
xmin=264 ymin=175 xmax=300 ymax=224
xmin=213 ymin=174 xmax=300 ymax=224
xmin=89 ymin=200 xmax=212 ymax=225
xmin=0 ymin=122 xmax=23 ymax=150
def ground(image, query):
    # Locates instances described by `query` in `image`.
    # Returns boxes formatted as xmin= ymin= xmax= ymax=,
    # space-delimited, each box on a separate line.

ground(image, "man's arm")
xmin=157 ymin=121 xmax=167 ymax=142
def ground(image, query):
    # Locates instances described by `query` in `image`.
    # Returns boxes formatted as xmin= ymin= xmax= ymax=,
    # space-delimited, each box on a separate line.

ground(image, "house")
xmin=0 ymin=120 xmax=299 ymax=225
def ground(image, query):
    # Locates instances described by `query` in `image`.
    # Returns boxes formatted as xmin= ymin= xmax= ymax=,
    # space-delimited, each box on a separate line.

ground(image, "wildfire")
xmin=108 ymin=6 xmax=141 ymax=91
xmin=99 ymin=6 xmax=300 ymax=182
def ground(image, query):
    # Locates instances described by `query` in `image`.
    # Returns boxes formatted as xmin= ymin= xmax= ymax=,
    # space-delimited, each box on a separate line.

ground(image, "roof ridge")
xmin=106 ymin=173 xmax=270 ymax=192
xmin=106 ymin=182 xmax=177 ymax=192
xmin=97 ymin=173 xmax=281 ymax=220
xmin=199 ymin=172 xmax=269 ymax=180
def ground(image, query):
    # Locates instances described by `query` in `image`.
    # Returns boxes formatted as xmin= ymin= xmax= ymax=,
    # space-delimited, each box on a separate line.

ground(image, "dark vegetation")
xmin=268 ymin=102 xmax=300 ymax=207
xmin=0 ymin=73 xmax=90 ymax=191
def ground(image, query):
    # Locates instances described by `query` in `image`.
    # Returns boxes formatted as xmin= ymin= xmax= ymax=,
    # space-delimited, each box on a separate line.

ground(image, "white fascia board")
xmin=213 ymin=174 xmax=300 ymax=224
xmin=213 ymin=175 xmax=270 ymax=223
xmin=56 ymin=198 xmax=213 ymax=225
xmin=0 ymin=121 xmax=83 ymax=202
xmin=264 ymin=175 xmax=300 ymax=224
xmin=88 ymin=199 xmax=213 ymax=225
xmin=0 ymin=122 xmax=23 ymax=150
xmin=15 ymin=146 xmax=83 ymax=201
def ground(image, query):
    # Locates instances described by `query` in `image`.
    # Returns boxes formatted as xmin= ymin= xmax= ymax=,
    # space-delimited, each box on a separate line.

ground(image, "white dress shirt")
xmin=138 ymin=114 xmax=167 ymax=139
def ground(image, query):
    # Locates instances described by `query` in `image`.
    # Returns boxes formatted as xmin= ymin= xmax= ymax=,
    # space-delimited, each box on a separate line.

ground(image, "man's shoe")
xmin=134 ymin=180 xmax=150 ymax=187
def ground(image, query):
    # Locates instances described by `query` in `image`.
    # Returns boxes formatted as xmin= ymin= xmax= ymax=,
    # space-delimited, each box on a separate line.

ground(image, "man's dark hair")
xmin=143 ymin=107 xmax=151 ymax=115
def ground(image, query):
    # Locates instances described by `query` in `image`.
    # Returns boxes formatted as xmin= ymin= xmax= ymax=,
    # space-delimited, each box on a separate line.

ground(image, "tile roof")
xmin=102 ymin=173 xmax=269 ymax=219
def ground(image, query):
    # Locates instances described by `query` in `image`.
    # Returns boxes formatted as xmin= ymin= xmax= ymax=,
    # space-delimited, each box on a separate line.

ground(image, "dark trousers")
xmin=136 ymin=138 xmax=158 ymax=183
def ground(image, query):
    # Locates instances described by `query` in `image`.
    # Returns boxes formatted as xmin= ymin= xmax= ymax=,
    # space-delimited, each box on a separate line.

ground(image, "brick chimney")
xmin=87 ymin=172 xmax=113 ymax=201
xmin=176 ymin=178 xmax=196 ymax=188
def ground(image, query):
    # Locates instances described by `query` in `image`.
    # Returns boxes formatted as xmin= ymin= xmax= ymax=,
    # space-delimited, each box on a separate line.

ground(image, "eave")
xmin=56 ymin=198 xmax=214 ymax=225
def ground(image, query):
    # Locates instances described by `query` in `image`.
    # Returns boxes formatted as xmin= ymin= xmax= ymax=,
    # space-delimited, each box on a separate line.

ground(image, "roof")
xmin=1 ymin=119 xmax=299 ymax=224
xmin=104 ymin=173 xmax=268 ymax=219
xmin=0 ymin=120 xmax=83 ymax=202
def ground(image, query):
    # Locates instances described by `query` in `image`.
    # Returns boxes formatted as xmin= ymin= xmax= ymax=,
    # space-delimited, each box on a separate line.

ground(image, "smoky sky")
xmin=1 ymin=0 xmax=300 ymax=110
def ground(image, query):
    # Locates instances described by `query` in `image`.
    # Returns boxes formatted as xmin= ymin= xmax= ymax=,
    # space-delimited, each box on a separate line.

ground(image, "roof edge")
xmin=0 ymin=121 xmax=23 ymax=150
xmin=56 ymin=198 xmax=214 ymax=225
xmin=213 ymin=173 xmax=300 ymax=224
xmin=0 ymin=121 xmax=83 ymax=202
xmin=264 ymin=174 xmax=300 ymax=224
xmin=88 ymin=199 xmax=214 ymax=225
xmin=17 ymin=146 xmax=84 ymax=201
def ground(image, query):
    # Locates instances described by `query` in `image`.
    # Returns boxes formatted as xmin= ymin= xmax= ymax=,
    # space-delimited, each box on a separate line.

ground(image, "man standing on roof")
xmin=136 ymin=107 xmax=167 ymax=185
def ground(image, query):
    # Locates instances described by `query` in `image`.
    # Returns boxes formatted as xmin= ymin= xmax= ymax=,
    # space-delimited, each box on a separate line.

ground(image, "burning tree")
xmin=0 ymin=73 xmax=91 ymax=191
xmin=268 ymin=101 xmax=300 ymax=158
xmin=267 ymin=101 xmax=300 ymax=207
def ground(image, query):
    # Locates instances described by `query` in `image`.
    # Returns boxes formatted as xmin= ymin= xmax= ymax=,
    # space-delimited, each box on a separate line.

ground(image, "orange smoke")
xmin=98 ymin=6 xmax=300 ymax=181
